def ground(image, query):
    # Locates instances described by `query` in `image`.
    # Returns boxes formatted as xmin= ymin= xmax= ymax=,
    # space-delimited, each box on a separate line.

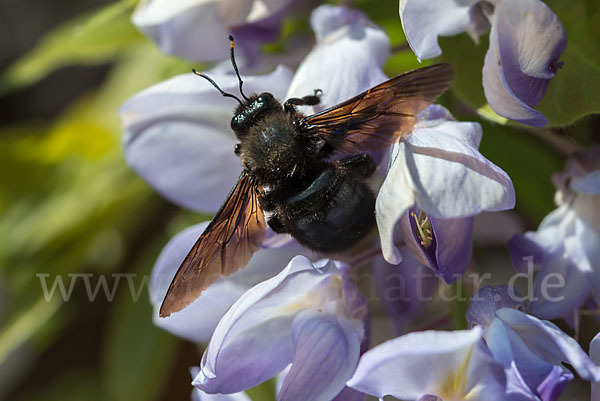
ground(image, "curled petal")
xmin=483 ymin=0 xmax=566 ymax=126
xmin=286 ymin=5 xmax=389 ymax=111
xmin=120 ymin=66 xmax=293 ymax=212
xmin=376 ymin=143 xmax=416 ymax=264
xmin=404 ymin=115 xmax=515 ymax=218
xmin=491 ymin=308 xmax=600 ymax=383
xmin=399 ymin=0 xmax=489 ymax=61
xmin=278 ymin=310 xmax=362 ymax=401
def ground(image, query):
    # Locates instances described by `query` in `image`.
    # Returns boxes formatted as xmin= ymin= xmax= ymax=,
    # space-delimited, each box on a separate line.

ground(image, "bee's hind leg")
xmin=267 ymin=212 xmax=287 ymax=234
xmin=338 ymin=154 xmax=376 ymax=179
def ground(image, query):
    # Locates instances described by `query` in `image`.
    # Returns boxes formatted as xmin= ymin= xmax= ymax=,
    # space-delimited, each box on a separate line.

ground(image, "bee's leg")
xmin=234 ymin=143 xmax=241 ymax=156
xmin=267 ymin=212 xmax=287 ymax=234
xmin=338 ymin=154 xmax=376 ymax=179
xmin=283 ymin=89 xmax=322 ymax=111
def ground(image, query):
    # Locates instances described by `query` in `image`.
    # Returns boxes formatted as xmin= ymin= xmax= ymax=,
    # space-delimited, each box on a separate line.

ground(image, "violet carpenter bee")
xmin=159 ymin=35 xmax=454 ymax=316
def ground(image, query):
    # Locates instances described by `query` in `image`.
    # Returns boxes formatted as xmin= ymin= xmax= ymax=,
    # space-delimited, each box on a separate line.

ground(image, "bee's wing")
xmin=300 ymin=63 xmax=455 ymax=154
xmin=159 ymin=171 xmax=266 ymax=317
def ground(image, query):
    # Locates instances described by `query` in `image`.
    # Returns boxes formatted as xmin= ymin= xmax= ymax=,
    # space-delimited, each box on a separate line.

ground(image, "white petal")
xmin=286 ymin=5 xmax=389 ymax=112
xmin=376 ymin=143 xmax=416 ymax=264
xmin=399 ymin=0 xmax=482 ymax=61
xmin=404 ymin=119 xmax=515 ymax=218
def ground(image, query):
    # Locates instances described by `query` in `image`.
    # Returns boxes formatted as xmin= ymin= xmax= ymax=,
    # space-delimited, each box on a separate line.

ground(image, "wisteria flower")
xmin=376 ymin=105 xmax=515 ymax=281
xmin=399 ymin=0 xmax=567 ymax=126
xmin=192 ymin=256 xmax=368 ymax=401
xmin=347 ymin=326 xmax=511 ymax=401
xmin=467 ymin=285 xmax=600 ymax=401
xmin=509 ymin=146 xmax=600 ymax=320
xmin=132 ymin=0 xmax=304 ymax=64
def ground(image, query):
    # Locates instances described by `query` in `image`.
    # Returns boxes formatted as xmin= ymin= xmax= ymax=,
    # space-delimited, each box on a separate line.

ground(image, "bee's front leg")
xmin=283 ymin=89 xmax=323 ymax=111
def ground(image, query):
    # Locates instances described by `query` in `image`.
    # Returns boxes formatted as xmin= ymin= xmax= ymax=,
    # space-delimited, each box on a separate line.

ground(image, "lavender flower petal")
xmin=286 ymin=5 xmax=389 ymax=111
xmin=278 ymin=310 xmax=362 ymax=401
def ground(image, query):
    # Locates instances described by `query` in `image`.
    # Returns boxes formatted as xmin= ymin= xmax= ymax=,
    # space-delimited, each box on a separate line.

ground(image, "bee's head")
xmin=230 ymin=92 xmax=282 ymax=135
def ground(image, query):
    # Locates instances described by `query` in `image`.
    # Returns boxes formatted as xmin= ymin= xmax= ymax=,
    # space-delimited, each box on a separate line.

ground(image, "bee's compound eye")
xmin=231 ymin=114 xmax=242 ymax=130
xmin=257 ymin=93 xmax=273 ymax=103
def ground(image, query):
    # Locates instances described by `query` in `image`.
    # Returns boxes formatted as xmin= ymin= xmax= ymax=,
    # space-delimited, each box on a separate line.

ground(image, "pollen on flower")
xmin=411 ymin=211 xmax=433 ymax=248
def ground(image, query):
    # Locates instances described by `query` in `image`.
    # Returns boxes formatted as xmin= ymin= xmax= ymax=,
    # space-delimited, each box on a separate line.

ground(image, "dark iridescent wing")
xmin=299 ymin=63 xmax=455 ymax=154
xmin=159 ymin=171 xmax=266 ymax=317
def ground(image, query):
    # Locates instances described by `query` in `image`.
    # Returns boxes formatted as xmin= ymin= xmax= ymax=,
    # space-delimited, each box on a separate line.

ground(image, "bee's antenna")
xmin=228 ymin=35 xmax=250 ymax=102
xmin=192 ymin=69 xmax=243 ymax=105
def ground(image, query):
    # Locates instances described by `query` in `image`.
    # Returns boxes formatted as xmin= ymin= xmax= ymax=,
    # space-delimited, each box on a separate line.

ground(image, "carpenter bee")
xmin=159 ymin=35 xmax=454 ymax=316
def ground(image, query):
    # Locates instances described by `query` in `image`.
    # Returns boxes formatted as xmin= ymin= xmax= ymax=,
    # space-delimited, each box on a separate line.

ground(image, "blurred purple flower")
xmin=467 ymin=285 xmax=600 ymax=401
xmin=191 ymin=368 xmax=251 ymax=401
xmin=376 ymin=105 xmax=515 ymax=280
xmin=132 ymin=0 xmax=306 ymax=64
xmin=399 ymin=0 xmax=567 ymax=126
xmin=192 ymin=256 xmax=368 ymax=401
xmin=509 ymin=146 xmax=600 ymax=320
xmin=347 ymin=326 xmax=512 ymax=401
xmin=373 ymin=247 xmax=439 ymax=334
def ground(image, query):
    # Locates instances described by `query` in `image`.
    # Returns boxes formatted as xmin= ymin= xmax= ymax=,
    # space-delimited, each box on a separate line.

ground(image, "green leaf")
xmin=537 ymin=1 xmax=600 ymax=126
xmin=477 ymin=120 xmax=563 ymax=224
xmin=0 ymin=0 xmax=144 ymax=94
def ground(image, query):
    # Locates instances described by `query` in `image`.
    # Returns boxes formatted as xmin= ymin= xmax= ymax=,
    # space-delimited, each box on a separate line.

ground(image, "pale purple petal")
xmin=493 ymin=308 xmax=600 ymax=382
xmin=132 ymin=0 xmax=296 ymax=63
xmin=150 ymin=222 xmax=306 ymax=343
xmin=482 ymin=0 xmax=566 ymax=126
xmin=404 ymin=113 xmax=515 ymax=218
xmin=193 ymin=257 xmax=365 ymax=394
xmin=467 ymin=285 xmax=525 ymax=329
xmin=133 ymin=0 xmax=230 ymax=62
xmin=376 ymin=106 xmax=515 ymax=265
xmin=527 ymin=242 xmax=591 ymax=320
xmin=376 ymin=143 xmax=416 ymax=264
xmin=286 ymin=5 xmax=389 ymax=111
xmin=347 ymin=327 xmax=507 ymax=400
xmin=486 ymin=314 xmax=575 ymax=401
xmin=571 ymin=170 xmax=600 ymax=195
xmin=278 ymin=310 xmax=362 ymax=401
xmin=399 ymin=0 xmax=489 ymax=61
xmin=120 ymin=66 xmax=293 ymax=212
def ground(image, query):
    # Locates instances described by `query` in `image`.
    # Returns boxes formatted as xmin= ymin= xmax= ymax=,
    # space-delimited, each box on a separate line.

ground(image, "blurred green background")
xmin=0 ymin=0 xmax=598 ymax=400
